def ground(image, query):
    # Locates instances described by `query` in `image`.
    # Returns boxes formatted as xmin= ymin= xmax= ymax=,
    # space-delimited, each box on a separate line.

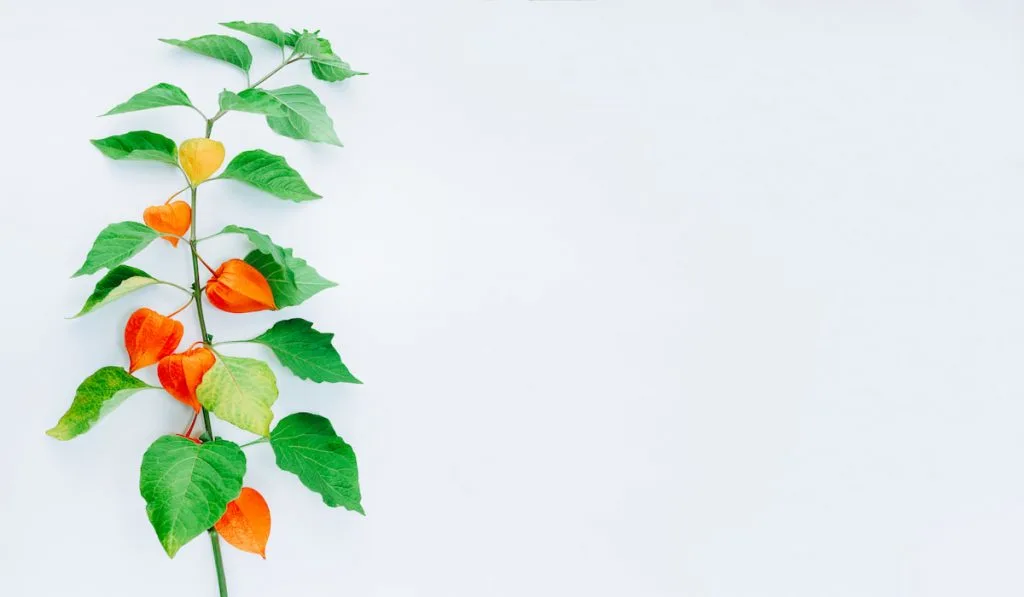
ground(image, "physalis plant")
xmin=48 ymin=20 xmax=366 ymax=596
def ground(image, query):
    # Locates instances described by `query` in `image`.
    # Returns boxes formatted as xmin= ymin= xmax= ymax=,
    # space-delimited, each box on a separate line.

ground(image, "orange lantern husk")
xmin=143 ymin=201 xmax=191 ymax=247
xmin=178 ymin=138 xmax=225 ymax=185
xmin=216 ymin=487 xmax=271 ymax=558
xmin=205 ymin=259 xmax=277 ymax=313
xmin=157 ymin=346 xmax=216 ymax=412
xmin=124 ymin=308 xmax=184 ymax=372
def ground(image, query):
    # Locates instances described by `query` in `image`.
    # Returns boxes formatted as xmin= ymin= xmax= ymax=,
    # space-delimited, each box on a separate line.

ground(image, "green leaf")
xmin=160 ymin=35 xmax=252 ymax=74
xmin=47 ymin=367 xmax=153 ymax=441
xmin=306 ymin=37 xmax=367 ymax=83
xmin=73 ymin=222 xmax=161 ymax=277
xmin=140 ymin=436 xmax=246 ymax=557
xmin=220 ymin=149 xmax=320 ymax=202
xmin=218 ymin=89 xmax=287 ymax=117
xmin=197 ymin=355 xmax=278 ymax=437
xmin=219 ymin=21 xmax=289 ymax=47
xmin=249 ymin=319 xmax=361 ymax=383
xmin=262 ymin=85 xmax=342 ymax=146
xmin=72 ymin=265 xmax=159 ymax=317
xmin=90 ymin=131 xmax=177 ymax=164
xmin=218 ymin=225 xmax=294 ymax=284
xmin=103 ymin=83 xmax=194 ymax=116
xmin=270 ymin=413 xmax=363 ymax=512
xmin=245 ymin=248 xmax=337 ymax=308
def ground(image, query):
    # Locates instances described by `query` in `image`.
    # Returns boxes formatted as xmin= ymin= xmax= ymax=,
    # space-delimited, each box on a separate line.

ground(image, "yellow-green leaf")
xmin=197 ymin=355 xmax=278 ymax=436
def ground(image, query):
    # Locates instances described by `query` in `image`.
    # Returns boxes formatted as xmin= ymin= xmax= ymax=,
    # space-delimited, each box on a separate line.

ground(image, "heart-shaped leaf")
xmin=140 ymin=436 xmax=246 ymax=557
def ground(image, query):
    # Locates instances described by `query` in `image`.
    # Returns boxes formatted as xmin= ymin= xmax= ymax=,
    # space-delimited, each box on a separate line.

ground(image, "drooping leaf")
xmin=215 ymin=487 xmax=271 ymax=558
xmin=140 ymin=436 xmax=246 ymax=557
xmin=196 ymin=355 xmax=278 ymax=436
xmin=103 ymin=83 xmax=194 ymax=116
xmin=220 ymin=149 xmax=320 ymax=202
xmin=219 ymin=21 xmax=289 ymax=47
xmin=249 ymin=319 xmax=360 ymax=383
xmin=270 ymin=413 xmax=363 ymax=512
xmin=244 ymin=248 xmax=336 ymax=308
xmin=262 ymin=85 xmax=342 ymax=146
xmin=73 ymin=222 xmax=161 ymax=277
xmin=72 ymin=265 xmax=159 ymax=317
xmin=46 ymin=367 xmax=154 ymax=440
xmin=90 ymin=131 xmax=177 ymax=164
xmin=218 ymin=89 xmax=287 ymax=117
xmin=218 ymin=225 xmax=294 ymax=283
xmin=160 ymin=35 xmax=252 ymax=74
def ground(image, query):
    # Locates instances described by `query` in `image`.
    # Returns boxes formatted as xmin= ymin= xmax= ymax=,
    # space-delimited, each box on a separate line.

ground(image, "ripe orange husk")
xmin=206 ymin=259 xmax=277 ymax=313
xmin=124 ymin=308 xmax=184 ymax=373
xmin=143 ymin=201 xmax=191 ymax=247
xmin=157 ymin=346 xmax=216 ymax=412
xmin=178 ymin=138 xmax=225 ymax=185
xmin=215 ymin=487 xmax=271 ymax=558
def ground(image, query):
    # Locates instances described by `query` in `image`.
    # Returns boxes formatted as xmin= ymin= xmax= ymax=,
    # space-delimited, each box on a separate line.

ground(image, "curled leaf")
xmin=143 ymin=201 xmax=191 ymax=247
xmin=158 ymin=346 xmax=216 ymax=411
xmin=125 ymin=308 xmax=184 ymax=372
xmin=179 ymin=138 xmax=225 ymax=184
xmin=215 ymin=487 xmax=271 ymax=558
xmin=206 ymin=259 xmax=276 ymax=313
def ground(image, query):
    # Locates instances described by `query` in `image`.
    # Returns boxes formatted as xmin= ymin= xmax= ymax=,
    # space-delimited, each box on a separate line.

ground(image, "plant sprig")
xmin=50 ymin=20 xmax=366 ymax=597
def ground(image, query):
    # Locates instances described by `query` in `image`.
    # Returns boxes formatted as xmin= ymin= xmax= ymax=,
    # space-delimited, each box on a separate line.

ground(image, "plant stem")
xmin=204 ymin=51 xmax=304 ymax=134
xmin=188 ymin=183 xmax=229 ymax=597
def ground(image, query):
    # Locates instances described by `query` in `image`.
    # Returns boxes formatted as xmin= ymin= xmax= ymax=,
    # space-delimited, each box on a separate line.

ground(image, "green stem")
xmin=238 ymin=437 xmax=269 ymax=449
xmin=204 ymin=52 xmax=304 ymax=135
xmin=188 ymin=184 xmax=228 ymax=597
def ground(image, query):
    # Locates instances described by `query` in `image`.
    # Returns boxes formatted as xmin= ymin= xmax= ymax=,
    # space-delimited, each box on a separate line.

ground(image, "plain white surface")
xmin=1 ymin=1 xmax=1023 ymax=595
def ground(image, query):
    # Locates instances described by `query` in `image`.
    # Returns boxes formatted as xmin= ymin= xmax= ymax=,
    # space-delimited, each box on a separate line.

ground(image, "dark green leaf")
xmin=219 ymin=21 xmax=289 ymax=47
xmin=46 ymin=367 xmax=153 ymax=441
xmin=249 ymin=319 xmax=361 ymax=383
xmin=245 ymin=248 xmax=336 ymax=308
xmin=90 ymin=131 xmax=177 ymax=164
xmin=220 ymin=149 xmax=320 ymax=202
xmin=160 ymin=35 xmax=252 ymax=73
xmin=270 ymin=413 xmax=363 ymax=512
xmin=140 ymin=436 xmax=246 ymax=557
xmin=103 ymin=83 xmax=194 ymax=116
xmin=218 ymin=89 xmax=287 ymax=117
xmin=196 ymin=355 xmax=278 ymax=437
xmin=262 ymin=85 xmax=342 ymax=146
xmin=73 ymin=222 xmax=161 ymax=277
xmin=72 ymin=265 xmax=159 ymax=317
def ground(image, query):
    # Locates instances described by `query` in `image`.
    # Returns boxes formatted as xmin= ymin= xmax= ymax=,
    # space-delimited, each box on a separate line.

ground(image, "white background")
xmin=1 ymin=1 xmax=1023 ymax=596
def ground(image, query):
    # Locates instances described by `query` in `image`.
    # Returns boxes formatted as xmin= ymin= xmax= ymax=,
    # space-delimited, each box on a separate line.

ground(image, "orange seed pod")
xmin=215 ymin=487 xmax=271 ymax=558
xmin=178 ymin=138 xmax=225 ymax=184
xmin=157 ymin=346 xmax=216 ymax=412
xmin=124 ymin=308 xmax=184 ymax=373
xmin=143 ymin=201 xmax=191 ymax=247
xmin=205 ymin=259 xmax=277 ymax=313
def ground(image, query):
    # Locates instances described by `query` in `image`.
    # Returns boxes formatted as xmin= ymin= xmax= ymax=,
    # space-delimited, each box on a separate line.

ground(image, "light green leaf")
xmin=72 ymin=265 xmax=160 ymax=317
xmin=73 ymin=222 xmax=160 ymax=277
xmin=140 ymin=436 xmax=246 ymax=557
xmin=270 ymin=413 xmax=363 ymax=512
xmin=220 ymin=149 xmax=320 ymax=202
xmin=262 ymin=85 xmax=342 ymax=146
xmin=307 ymin=37 xmax=367 ymax=83
xmin=197 ymin=355 xmax=278 ymax=437
xmin=160 ymin=35 xmax=252 ymax=74
xmin=249 ymin=319 xmax=360 ymax=383
xmin=103 ymin=83 xmax=194 ymax=116
xmin=244 ymin=248 xmax=336 ymax=308
xmin=218 ymin=225 xmax=294 ymax=284
xmin=218 ymin=89 xmax=287 ymax=117
xmin=47 ymin=367 xmax=153 ymax=440
xmin=90 ymin=131 xmax=177 ymax=164
xmin=219 ymin=21 xmax=289 ymax=47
